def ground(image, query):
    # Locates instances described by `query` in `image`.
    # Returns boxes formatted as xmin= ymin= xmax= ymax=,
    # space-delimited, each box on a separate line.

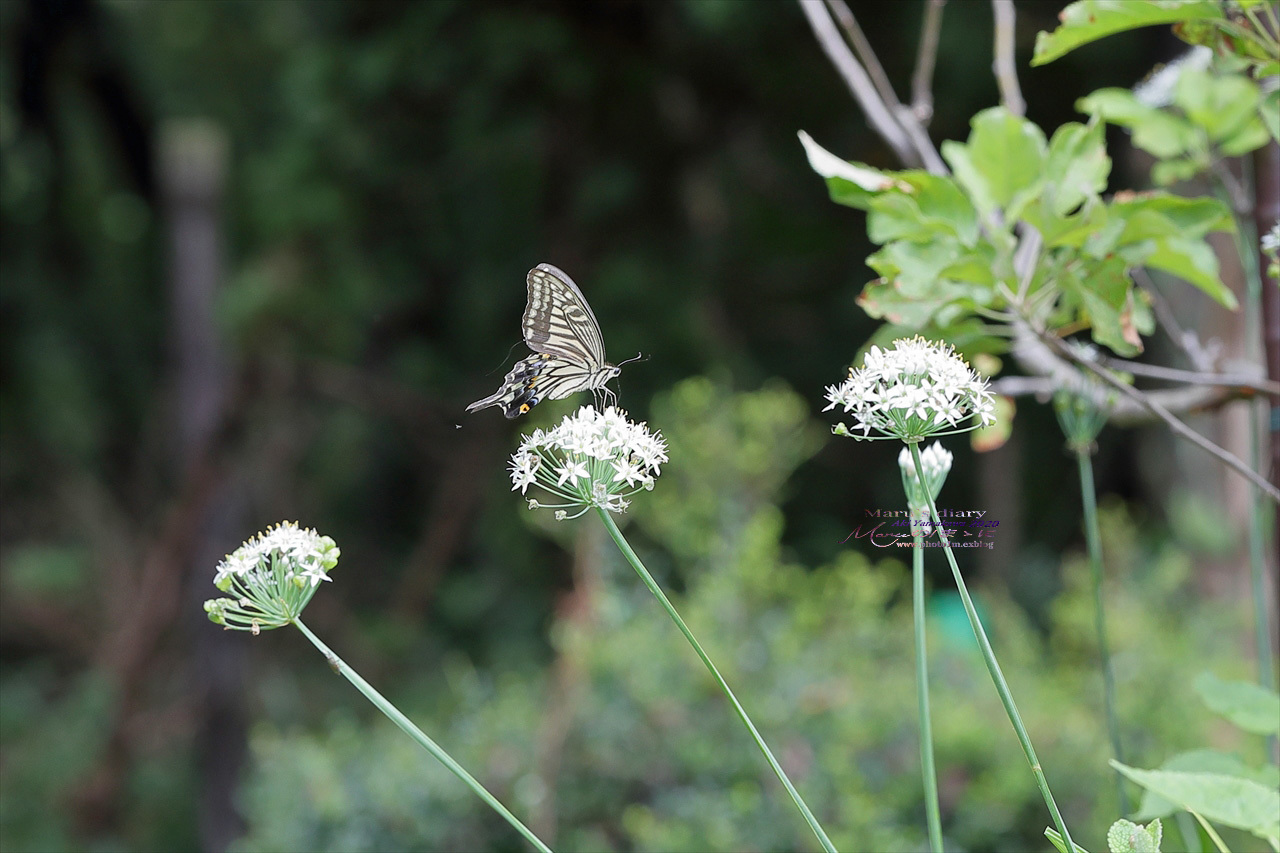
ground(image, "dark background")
xmin=1 ymin=2 xmax=1266 ymax=851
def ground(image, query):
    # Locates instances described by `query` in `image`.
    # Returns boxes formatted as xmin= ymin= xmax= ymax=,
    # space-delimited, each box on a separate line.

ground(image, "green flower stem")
xmin=910 ymin=443 xmax=1074 ymax=851
xmin=595 ymin=508 xmax=838 ymax=853
xmin=291 ymin=617 xmax=554 ymax=853
xmin=1077 ymin=449 xmax=1127 ymax=815
xmin=912 ymin=527 xmax=945 ymax=853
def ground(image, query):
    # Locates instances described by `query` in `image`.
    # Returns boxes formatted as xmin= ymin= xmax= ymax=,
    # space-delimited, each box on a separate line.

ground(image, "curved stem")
xmin=1076 ymin=449 xmax=1127 ymax=814
xmin=595 ymin=508 xmax=838 ymax=853
xmin=291 ymin=618 xmax=554 ymax=853
xmin=910 ymin=443 xmax=1074 ymax=850
xmin=912 ymin=528 xmax=945 ymax=852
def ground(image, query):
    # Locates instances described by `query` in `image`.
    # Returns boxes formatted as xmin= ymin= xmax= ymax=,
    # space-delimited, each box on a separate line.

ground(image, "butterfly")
xmin=466 ymin=264 xmax=627 ymax=418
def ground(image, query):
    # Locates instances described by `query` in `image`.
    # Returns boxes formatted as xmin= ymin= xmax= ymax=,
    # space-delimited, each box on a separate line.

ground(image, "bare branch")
xmin=911 ymin=0 xmax=946 ymax=124
xmin=825 ymin=0 xmax=901 ymax=113
xmin=797 ymin=0 xmax=918 ymax=167
xmin=1009 ymin=322 xmax=1266 ymax=423
xmin=992 ymin=0 xmax=1025 ymax=117
xmin=1132 ymin=268 xmax=1218 ymax=371
xmin=892 ymin=105 xmax=949 ymax=175
xmin=1096 ymin=355 xmax=1280 ymax=396
xmin=1033 ymin=328 xmax=1280 ymax=503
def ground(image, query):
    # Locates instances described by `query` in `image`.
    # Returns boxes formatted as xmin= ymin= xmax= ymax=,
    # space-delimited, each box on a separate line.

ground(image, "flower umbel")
xmin=826 ymin=337 xmax=995 ymax=442
xmin=511 ymin=405 xmax=666 ymax=520
xmin=204 ymin=521 xmax=340 ymax=633
xmin=899 ymin=441 xmax=953 ymax=516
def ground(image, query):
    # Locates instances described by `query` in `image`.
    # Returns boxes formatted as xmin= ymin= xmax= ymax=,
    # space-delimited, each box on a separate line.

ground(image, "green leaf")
xmin=1260 ymin=89 xmax=1280 ymax=144
xmin=1045 ymin=827 xmax=1092 ymax=853
xmin=797 ymin=130 xmax=905 ymax=210
xmin=1151 ymin=157 xmax=1207 ymax=186
xmin=1109 ymin=818 xmax=1164 ymax=853
xmin=1194 ymin=672 xmax=1280 ymax=735
xmin=1077 ymin=88 xmax=1202 ymax=159
xmin=1061 ymin=258 xmax=1145 ymax=356
xmin=1142 ymin=237 xmax=1237 ymax=308
xmin=1111 ymin=193 xmax=1232 ymax=238
xmin=1029 ymin=197 xmax=1110 ymax=248
xmin=1032 ymin=0 xmax=1224 ymax=66
xmin=942 ymin=107 xmax=1046 ymax=223
xmin=870 ymin=172 xmax=980 ymax=247
xmin=1043 ymin=120 xmax=1111 ymax=216
xmin=1174 ymin=69 xmax=1263 ymax=147
xmin=1112 ymin=761 xmax=1280 ymax=848
xmin=1135 ymin=750 xmax=1252 ymax=820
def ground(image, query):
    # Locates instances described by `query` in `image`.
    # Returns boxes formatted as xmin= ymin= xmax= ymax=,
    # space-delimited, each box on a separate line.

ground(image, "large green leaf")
xmin=942 ymin=108 xmax=1046 ymax=223
xmin=1135 ymin=749 xmax=1254 ymax=820
xmin=1112 ymin=761 xmax=1280 ymax=848
xmin=1140 ymin=237 xmax=1237 ymax=308
xmin=1032 ymin=0 xmax=1224 ymax=66
xmin=1171 ymin=67 xmax=1270 ymax=156
xmin=1076 ymin=89 xmax=1202 ymax=159
xmin=1043 ymin=120 xmax=1110 ymax=217
xmin=862 ymin=175 xmax=978 ymax=254
xmin=1194 ymin=672 xmax=1280 ymax=735
xmin=1110 ymin=193 xmax=1232 ymax=238
xmin=1061 ymin=259 xmax=1145 ymax=356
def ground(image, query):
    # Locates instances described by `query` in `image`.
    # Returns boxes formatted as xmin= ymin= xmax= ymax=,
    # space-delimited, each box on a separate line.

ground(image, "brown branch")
xmin=825 ymin=0 xmax=901 ymax=114
xmin=1036 ymin=329 xmax=1280 ymax=503
xmin=992 ymin=0 xmax=1025 ymax=117
xmin=911 ymin=0 xmax=946 ymax=124
xmin=1094 ymin=356 xmax=1280 ymax=396
xmin=1009 ymin=323 xmax=1266 ymax=422
xmin=797 ymin=0 xmax=918 ymax=167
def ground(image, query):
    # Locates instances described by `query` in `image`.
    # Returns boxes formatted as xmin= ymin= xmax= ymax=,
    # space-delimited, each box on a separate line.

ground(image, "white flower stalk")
xmin=899 ymin=441 xmax=953 ymax=515
xmin=204 ymin=521 xmax=340 ymax=633
xmin=511 ymin=405 xmax=667 ymax=520
xmin=825 ymin=337 xmax=996 ymax=442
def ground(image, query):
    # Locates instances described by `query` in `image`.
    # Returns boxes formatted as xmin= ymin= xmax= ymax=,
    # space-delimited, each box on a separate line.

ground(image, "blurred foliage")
xmin=0 ymin=0 xmax=1252 ymax=850
xmin=224 ymin=381 xmax=1261 ymax=852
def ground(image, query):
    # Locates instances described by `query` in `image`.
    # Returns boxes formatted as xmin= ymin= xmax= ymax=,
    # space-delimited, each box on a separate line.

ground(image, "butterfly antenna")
xmin=617 ymin=351 xmax=647 ymax=366
xmin=486 ymin=341 xmax=524 ymax=376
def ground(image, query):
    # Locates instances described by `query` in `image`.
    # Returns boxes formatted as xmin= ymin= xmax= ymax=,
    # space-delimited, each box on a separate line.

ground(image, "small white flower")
xmin=611 ymin=457 xmax=645 ymax=487
xmin=826 ymin=337 xmax=996 ymax=442
xmin=509 ymin=405 xmax=666 ymax=520
xmin=509 ymin=450 xmax=538 ymax=494
xmin=556 ymin=459 xmax=590 ymax=487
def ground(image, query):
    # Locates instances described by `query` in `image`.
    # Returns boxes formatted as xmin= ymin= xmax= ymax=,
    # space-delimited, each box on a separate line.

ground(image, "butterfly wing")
xmin=522 ymin=264 xmax=606 ymax=367
xmin=465 ymin=353 xmax=595 ymax=419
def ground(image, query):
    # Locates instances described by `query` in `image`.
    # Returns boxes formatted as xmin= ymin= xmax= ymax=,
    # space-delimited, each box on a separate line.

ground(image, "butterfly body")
xmin=466 ymin=264 xmax=621 ymax=418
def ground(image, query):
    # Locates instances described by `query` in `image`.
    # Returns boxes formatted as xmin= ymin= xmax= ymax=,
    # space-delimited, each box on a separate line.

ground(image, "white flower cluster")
xmin=206 ymin=521 xmax=340 ymax=633
xmin=825 ymin=337 xmax=996 ymax=441
xmin=509 ymin=405 xmax=667 ymax=519
xmin=215 ymin=521 xmax=338 ymax=590
xmin=898 ymin=441 xmax=953 ymax=514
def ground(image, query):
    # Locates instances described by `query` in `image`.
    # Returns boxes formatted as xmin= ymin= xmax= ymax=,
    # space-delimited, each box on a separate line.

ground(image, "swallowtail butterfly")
xmin=466 ymin=264 xmax=622 ymax=418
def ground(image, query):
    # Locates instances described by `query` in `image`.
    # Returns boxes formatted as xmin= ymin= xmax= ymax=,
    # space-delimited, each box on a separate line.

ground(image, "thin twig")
xmin=1132 ymin=268 xmax=1217 ymax=371
xmin=797 ymin=0 xmax=918 ymax=167
xmin=826 ymin=0 xmax=901 ymax=113
xmin=893 ymin=104 xmax=950 ymax=175
xmin=911 ymin=0 xmax=946 ymax=124
xmin=1094 ymin=356 xmax=1280 ymax=396
xmin=992 ymin=0 xmax=1025 ymax=117
xmin=1043 ymin=332 xmax=1280 ymax=503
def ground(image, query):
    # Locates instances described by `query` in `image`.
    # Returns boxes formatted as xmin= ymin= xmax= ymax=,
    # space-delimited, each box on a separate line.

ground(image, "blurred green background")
xmin=0 ymin=1 xmax=1270 ymax=851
